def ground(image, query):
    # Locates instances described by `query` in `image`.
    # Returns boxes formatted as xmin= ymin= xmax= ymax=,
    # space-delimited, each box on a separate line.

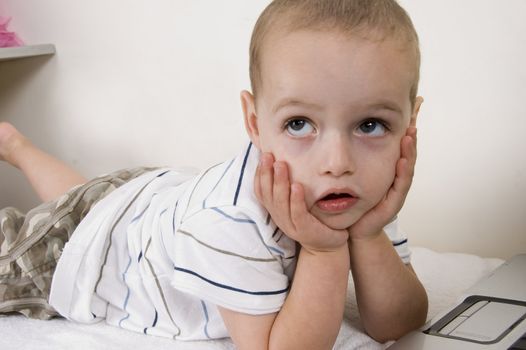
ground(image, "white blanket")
xmin=0 ymin=247 xmax=503 ymax=350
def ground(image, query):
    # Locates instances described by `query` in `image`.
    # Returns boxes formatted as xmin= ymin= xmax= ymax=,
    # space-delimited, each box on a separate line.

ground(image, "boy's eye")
xmin=285 ymin=118 xmax=315 ymax=137
xmin=357 ymin=119 xmax=388 ymax=137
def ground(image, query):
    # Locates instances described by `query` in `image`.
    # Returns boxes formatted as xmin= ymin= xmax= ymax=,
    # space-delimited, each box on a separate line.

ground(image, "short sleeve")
xmin=384 ymin=217 xmax=411 ymax=264
xmin=170 ymin=206 xmax=291 ymax=315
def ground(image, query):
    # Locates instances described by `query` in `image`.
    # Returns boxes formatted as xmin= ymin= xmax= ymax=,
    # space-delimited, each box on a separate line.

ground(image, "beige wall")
xmin=1 ymin=1 xmax=525 ymax=259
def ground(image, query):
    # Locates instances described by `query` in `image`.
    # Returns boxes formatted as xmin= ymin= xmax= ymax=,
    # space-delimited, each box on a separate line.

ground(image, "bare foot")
xmin=0 ymin=122 xmax=28 ymax=167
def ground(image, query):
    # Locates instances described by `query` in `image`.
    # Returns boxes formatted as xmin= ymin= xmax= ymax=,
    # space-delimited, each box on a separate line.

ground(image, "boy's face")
xmin=242 ymin=30 xmax=422 ymax=230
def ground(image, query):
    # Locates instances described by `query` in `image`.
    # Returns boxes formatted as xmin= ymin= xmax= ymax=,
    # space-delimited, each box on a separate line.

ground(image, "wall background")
xmin=1 ymin=0 xmax=524 ymax=259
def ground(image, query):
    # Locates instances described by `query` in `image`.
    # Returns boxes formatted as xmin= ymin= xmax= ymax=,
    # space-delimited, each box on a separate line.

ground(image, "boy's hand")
xmin=255 ymin=153 xmax=349 ymax=254
xmin=348 ymin=126 xmax=417 ymax=241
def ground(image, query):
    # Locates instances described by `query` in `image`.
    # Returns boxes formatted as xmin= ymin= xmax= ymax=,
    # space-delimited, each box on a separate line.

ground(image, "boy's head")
xmin=250 ymin=0 xmax=421 ymax=106
xmin=242 ymin=0 xmax=423 ymax=230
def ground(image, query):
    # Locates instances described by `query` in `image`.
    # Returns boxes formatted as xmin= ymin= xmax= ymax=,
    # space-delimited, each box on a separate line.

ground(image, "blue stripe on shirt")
xmin=118 ymin=256 xmax=133 ymax=328
xmin=174 ymin=266 xmax=289 ymax=296
xmin=172 ymin=200 xmax=178 ymax=234
xmin=211 ymin=207 xmax=256 ymax=224
xmin=156 ymin=170 xmax=170 ymax=178
xmin=130 ymin=203 xmax=149 ymax=223
xmin=392 ymin=238 xmax=408 ymax=247
xmin=152 ymin=309 xmax=158 ymax=327
xmin=268 ymin=246 xmax=285 ymax=257
xmin=211 ymin=208 xmax=285 ymax=257
xmin=200 ymin=300 xmax=212 ymax=339
xmin=203 ymin=158 xmax=235 ymax=209
xmin=233 ymin=142 xmax=252 ymax=205
xmin=143 ymin=309 xmax=158 ymax=333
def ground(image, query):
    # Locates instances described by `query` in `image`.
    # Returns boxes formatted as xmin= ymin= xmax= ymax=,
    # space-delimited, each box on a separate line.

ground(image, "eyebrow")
xmin=272 ymin=97 xmax=405 ymax=116
xmin=272 ymin=98 xmax=323 ymax=114
xmin=367 ymin=100 xmax=404 ymax=115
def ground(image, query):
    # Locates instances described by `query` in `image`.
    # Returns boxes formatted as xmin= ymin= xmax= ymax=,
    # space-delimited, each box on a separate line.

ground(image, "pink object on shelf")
xmin=0 ymin=16 xmax=24 ymax=47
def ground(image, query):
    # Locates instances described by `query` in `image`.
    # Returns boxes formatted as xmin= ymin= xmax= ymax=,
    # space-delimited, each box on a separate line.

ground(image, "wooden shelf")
xmin=0 ymin=44 xmax=55 ymax=61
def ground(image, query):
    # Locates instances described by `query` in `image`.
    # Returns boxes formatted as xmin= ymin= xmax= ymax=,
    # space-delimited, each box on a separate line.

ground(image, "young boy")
xmin=0 ymin=0 xmax=428 ymax=348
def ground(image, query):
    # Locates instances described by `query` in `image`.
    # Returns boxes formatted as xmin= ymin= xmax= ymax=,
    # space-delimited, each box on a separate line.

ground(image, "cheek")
xmin=268 ymin=144 xmax=317 ymax=201
xmin=264 ymin=138 xmax=312 ymax=180
xmin=276 ymin=149 xmax=310 ymax=184
xmin=359 ymin=148 xmax=399 ymax=202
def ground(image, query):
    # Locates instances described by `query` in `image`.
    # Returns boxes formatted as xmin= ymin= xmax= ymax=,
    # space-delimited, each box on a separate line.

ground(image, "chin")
xmin=316 ymin=213 xmax=361 ymax=231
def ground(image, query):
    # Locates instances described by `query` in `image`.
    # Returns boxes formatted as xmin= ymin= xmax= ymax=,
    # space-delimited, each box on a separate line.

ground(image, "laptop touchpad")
xmin=426 ymin=296 xmax=526 ymax=344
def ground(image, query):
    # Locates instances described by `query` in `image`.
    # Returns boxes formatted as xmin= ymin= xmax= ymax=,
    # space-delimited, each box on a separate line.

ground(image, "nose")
xmin=319 ymin=133 xmax=356 ymax=177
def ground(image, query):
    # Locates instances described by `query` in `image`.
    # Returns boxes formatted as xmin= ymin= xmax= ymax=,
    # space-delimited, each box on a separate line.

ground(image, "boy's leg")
xmin=0 ymin=206 xmax=59 ymax=319
xmin=0 ymin=166 xmax=156 ymax=320
xmin=0 ymin=122 xmax=87 ymax=202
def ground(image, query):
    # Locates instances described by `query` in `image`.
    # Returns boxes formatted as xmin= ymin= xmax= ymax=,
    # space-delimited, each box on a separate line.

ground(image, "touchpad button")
xmin=449 ymin=302 xmax=526 ymax=342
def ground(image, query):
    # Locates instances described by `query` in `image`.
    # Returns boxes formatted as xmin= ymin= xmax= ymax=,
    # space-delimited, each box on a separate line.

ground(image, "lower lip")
xmin=316 ymin=197 xmax=358 ymax=213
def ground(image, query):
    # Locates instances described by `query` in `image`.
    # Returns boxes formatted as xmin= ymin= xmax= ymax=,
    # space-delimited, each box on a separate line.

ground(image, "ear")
xmin=240 ymin=90 xmax=261 ymax=149
xmin=410 ymin=96 xmax=424 ymax=127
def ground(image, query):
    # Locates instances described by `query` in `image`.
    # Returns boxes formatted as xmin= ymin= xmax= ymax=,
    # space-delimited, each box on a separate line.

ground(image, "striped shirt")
xmin=49 ymin=143 xmax=411 ymax=341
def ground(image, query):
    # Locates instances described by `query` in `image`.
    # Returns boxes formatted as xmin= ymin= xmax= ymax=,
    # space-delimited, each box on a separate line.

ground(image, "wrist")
xmin=348 ymin=231 xmax=400 ymax=266
xmin=348 ymin=231 xmax=391 ymax=260
xmin=348 ymin=229 xmax=384 ymax=244
xmin=300 ymin=241 xmax=347 ymax=255
xmin=301 ymin=241 xmax=349 ymax=257
xmin=297 ymin=244 xmax=350 ymax=280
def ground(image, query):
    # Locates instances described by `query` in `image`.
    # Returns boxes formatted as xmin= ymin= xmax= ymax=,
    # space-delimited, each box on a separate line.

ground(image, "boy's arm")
xmin=220 ymin=245 xmax=349 ymax=350
xmin=219 ymin=154 xmax=350 ymax=350
xmin=347 ymin=126 xmax=428 ymax=342
xmin=349 ymin=233 xmax=427 ymax=342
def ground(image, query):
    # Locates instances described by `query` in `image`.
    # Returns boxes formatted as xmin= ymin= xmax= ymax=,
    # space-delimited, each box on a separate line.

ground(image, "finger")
xmin=270 ymin=162 xmax=297 ymax=235
xmin=272 ymin=161 xmax=292 ymax=223
xmin=254 ymin=162 xmax=262 ymax=203
xmin=381 ymin=149 xmax=415 ymax=217
xmin=349 ymin=130 xmax=418 ymax=238
xmin=400 ymin=126 xmax=417 ymax=173
xmin=400 ymin=134 xmax=417 ymax=173
xmin=366 ymin=133 xmax=416 ymax=224
xmin=289 ymin=183 xmax=309 ymax=232
xmin=289 ymin=182 xmax=324 ymax=237
xmin=406 ymin=125 xmax=417 ymax=139
xmin=289 ymin=183 xmax=350 ymax=250
xmin=258 ymin=153 xmax=275 ymax=205
xmin=412 ymin=127 xmax=418 ymax=159
xmin=394 ymin=158 xmax=412 ymax=194
xmin=386 ymin=157 xmax=412 ymax=213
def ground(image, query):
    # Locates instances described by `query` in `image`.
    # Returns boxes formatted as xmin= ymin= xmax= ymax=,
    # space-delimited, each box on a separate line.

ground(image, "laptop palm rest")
xmin=388 ymin=254 xmax=526 ymax=350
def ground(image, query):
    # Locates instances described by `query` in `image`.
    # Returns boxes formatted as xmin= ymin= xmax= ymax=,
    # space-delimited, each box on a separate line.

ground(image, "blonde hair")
xmin=249 ymin=0 xmax=420 ymax=105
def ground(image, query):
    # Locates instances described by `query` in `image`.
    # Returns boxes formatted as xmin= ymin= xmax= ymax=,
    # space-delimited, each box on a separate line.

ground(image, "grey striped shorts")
xmin=0 ymin=167 xmax=154 ymax=319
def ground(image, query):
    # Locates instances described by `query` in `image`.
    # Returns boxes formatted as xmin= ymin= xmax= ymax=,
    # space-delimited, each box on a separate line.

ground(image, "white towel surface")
xmin=0 ymin=247 xmax=504 ymax=349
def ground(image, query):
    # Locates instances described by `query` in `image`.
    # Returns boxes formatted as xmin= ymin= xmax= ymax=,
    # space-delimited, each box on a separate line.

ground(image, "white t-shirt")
xmin=49 ymin=143 xmax=411 ymax=341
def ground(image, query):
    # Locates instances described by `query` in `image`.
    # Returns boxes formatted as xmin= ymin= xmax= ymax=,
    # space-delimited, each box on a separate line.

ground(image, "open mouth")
xmin=317 ymin=191 xmax=357 ymax=212
xmin=321 ymin=193 xmax=354 ymax=201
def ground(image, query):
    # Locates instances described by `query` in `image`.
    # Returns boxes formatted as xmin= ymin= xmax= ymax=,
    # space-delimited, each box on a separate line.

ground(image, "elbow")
xmin=411 ymin=283 xmax=429 ymax=333
xmin=368 ymin=331 xmax=395 ymax=345
xmin=367 ymin=318 xmax=424 ymax=343
xmin=366 ymin=289 xmax=429 ymax=343
xmin=367 ymin=325 xmax=411 ymax=344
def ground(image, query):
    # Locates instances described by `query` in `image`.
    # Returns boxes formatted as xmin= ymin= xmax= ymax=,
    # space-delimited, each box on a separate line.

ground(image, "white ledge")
xmin=0 ymin=44 xmax=56 ymax=61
